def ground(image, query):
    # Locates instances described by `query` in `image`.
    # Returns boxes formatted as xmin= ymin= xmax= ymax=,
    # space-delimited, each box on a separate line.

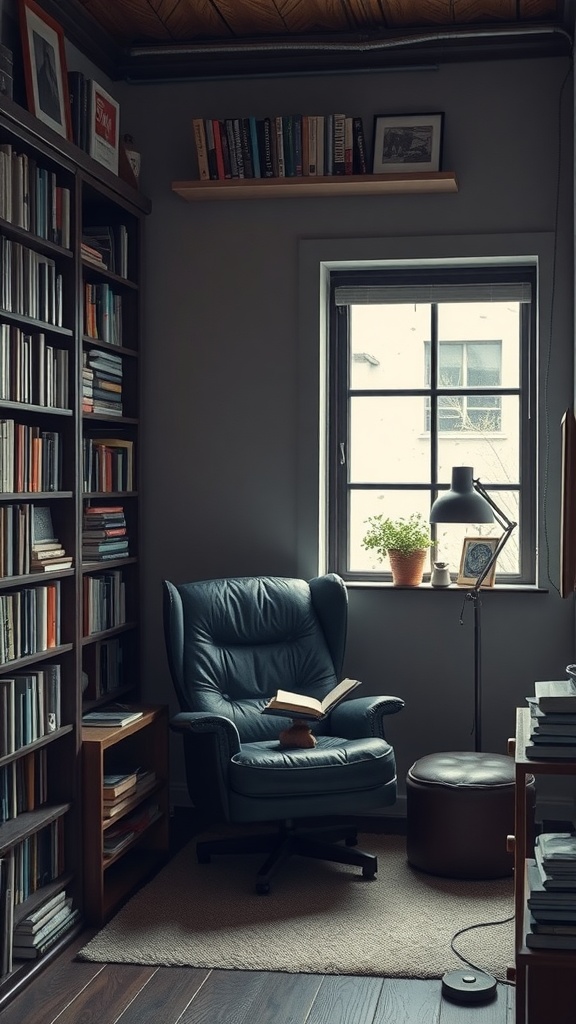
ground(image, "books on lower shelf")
xmin=526 ymin=844 xmax=576 ymax=949
xmin=103 ymin=769 xmax=156 ymax=817
xmin=82 ymin=708 xmax=143 ymax=728
xmin=103 ymin=801 xmax=161 ymax=857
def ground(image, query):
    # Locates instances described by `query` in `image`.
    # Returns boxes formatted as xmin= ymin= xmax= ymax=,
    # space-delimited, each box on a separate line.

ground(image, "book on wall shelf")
xmin=262 ymin=677 xmax=361 ymax=721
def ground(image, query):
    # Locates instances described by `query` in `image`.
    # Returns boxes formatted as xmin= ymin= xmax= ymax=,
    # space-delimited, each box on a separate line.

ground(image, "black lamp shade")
xmin=430 ymin=467 xmax=494 ymax=525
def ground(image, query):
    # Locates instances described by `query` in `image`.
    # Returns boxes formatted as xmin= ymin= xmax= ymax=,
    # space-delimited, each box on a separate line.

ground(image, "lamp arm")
xmin=472 ymin=478 xmax=517 ymax=591
xmin=473 ymin=477 xmax=516 ymax=533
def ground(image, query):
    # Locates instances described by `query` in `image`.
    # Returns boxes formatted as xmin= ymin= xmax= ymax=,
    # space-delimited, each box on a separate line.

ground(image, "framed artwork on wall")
xmin=88 ymin=79 xmax=120 ymax=175
xmin=457 ymin=536 xmax=498 ymax=588
xmin=372 ymin=113 xmax=444 ymax=174
xmin=19 ymin=0 xmax=71 ymax=140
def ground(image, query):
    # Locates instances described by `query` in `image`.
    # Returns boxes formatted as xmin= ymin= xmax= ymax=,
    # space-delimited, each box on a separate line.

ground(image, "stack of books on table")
xmin=526 ymin=833 xmax=576 ymax=949
xmin=525 ymin=675 xmax=576 ymax=759
xmin=12 ymin=888 xmax=80 ymax=960
xmin=103 ymin=768 xmax=156 ymax=818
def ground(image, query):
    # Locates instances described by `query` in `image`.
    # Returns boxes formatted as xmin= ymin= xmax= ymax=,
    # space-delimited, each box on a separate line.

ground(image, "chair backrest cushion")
xmin=164 ymin=574 xmax=346 ymax=742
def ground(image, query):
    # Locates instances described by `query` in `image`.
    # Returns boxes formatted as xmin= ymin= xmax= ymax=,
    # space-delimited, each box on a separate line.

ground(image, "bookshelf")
xmin=510 ymin=708 xmax=576 ymax=1023
xmin=81 ymin=706 xmax=169 ymax=926
xmin=171 ymin=171 xmax=459 ymax=202
xmin=0 ymin=92 xmax=149 ymax=1007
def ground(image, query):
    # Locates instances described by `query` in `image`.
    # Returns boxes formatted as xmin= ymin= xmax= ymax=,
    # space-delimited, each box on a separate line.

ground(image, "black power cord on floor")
xmin=441 ymin=913 xmax=515 ymax=1005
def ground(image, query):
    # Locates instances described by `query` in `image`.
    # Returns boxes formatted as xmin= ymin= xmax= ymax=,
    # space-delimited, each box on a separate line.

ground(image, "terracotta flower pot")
xmin=388 ymin=548 xmax=428 ymax=587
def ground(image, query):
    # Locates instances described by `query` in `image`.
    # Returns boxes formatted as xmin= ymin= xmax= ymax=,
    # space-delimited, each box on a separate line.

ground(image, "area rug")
xmin=77 ymin=834 xmax=514 ymax=979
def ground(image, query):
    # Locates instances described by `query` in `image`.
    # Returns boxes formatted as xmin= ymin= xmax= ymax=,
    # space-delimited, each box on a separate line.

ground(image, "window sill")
xmin=343 ymin=580 xmax=548 ymax=593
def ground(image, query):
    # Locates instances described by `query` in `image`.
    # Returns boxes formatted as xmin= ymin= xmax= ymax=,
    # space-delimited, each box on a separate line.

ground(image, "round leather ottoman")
xmin=406 ymin=751 xmax=515 ymax=879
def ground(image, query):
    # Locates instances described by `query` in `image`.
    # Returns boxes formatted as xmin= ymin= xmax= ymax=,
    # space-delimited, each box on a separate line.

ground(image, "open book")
xmin=262 ymin=677 xmax=361 ymax=721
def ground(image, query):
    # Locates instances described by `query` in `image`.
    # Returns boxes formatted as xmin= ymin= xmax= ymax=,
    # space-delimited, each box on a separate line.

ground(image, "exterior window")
xmin=328 ymin=267 xmax=536 ymax=583
xmin=424 ymin=341 xmax=502 ymax=432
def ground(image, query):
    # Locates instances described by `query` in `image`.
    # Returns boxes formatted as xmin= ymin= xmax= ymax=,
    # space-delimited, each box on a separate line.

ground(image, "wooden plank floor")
xmin=0 ymin=929 xmax=514 ymax=1024
xmin=0 ymin=814 xmax=515 ymax=1023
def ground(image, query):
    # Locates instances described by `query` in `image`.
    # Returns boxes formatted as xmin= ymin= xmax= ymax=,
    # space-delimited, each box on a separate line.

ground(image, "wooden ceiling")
xmin=39 ymin=0 xmax=574 ymax=81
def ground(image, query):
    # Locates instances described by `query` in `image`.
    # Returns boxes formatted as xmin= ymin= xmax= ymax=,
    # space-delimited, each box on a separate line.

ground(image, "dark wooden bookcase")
xmin=0 ymin=93 xmax=149 ymax=1009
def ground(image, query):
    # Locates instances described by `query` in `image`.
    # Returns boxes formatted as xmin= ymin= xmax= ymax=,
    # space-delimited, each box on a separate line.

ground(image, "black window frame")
xmin=328 ymin=264 xmax=537 ymax=584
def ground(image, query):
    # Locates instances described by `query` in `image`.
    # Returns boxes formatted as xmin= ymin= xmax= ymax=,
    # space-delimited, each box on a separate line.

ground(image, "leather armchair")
xmin=163 ymin=573 xmax=404 ymax=892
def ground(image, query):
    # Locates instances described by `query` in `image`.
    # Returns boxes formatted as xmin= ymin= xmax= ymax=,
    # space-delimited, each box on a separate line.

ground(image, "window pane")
xmin=350 ymin=396 xmax=430 ymax=483
xmin=467 ymin=342 xmax=501 ymax=387
xmin=349 ymin=304 xmax=431 ymax=389
xmin=349 ymin=490 xmax=433 ymax=572
xmin=438 ymin=302 xmax=520 ymax=388
xmin=437 ymin=395 xmax=519 ymax=482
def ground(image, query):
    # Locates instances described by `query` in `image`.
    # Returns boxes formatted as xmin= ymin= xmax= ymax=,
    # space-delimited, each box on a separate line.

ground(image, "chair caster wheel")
xmin=256 ymin=882 xmax=270 ymax=894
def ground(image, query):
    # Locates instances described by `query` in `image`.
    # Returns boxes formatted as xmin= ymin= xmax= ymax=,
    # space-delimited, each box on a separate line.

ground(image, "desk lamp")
xmin=429 ymin=465 xmax=517 ymax=753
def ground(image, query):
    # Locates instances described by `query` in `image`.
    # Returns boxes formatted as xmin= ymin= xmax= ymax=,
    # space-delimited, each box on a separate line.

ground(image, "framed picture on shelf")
xmin=88 ymin=79 xmax=120 ymax=175
xmin=457 ymin=536 xmax=498 ymax=588
xmin=19 ymin=0 xmax=71 ymax=140
xmin=372 ymin=113 xmax=444 ymax=174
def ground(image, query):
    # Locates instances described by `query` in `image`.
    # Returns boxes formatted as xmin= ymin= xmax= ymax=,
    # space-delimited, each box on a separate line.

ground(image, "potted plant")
xmin=362 ymin=512 xmax=434 ymax=587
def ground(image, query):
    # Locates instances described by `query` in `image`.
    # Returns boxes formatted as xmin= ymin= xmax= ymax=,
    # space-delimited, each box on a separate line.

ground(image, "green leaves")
xmin=362 ymin=512 xmax=434 ymax=559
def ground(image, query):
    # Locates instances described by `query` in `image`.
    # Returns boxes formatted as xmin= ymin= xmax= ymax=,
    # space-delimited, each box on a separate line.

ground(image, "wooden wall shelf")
xmin=171 ymin=171 xmax=458 ymax=202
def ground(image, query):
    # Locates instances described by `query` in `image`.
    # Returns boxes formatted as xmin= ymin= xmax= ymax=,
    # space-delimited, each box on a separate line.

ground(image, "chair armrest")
xmin=329 ymin=695 xmax=404 ymax=740
xmin=171 ymin=711 xmax=241 ymax=751
xmin=170 ymin=712 xmax=241 ymax=818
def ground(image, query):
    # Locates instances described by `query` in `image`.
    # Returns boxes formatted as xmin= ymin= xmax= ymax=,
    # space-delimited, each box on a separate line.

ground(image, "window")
xmin=328 ymin=266 xmax=536 ymax=583
xmin=424 ymin=341 xmax=502 ymax=432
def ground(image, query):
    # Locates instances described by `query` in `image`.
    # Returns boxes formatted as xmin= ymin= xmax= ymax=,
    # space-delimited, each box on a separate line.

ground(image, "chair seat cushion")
xmin=230 ymin=735 xmax=395 ymax=798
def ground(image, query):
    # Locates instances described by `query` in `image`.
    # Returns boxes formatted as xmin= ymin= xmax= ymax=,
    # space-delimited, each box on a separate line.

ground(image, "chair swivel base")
xmin=196 ymin=823 xmax=378 ymax=893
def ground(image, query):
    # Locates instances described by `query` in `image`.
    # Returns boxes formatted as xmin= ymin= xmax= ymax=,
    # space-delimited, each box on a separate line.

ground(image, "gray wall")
xmin=118 ymin=58 xmax=573 ymax=805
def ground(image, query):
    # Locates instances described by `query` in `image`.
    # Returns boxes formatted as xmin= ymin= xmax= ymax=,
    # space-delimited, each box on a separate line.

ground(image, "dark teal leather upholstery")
xmin=163 ymin=573 xmax=404 ymax=890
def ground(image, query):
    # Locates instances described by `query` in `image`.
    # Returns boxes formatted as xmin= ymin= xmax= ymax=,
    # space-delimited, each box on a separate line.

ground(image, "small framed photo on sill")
xmin=457 ymin=537 xmax=499 ymax=588
xmin=19 ymin=0 xmax=71 ymax=140
xmin=372 ymin=113 xmax=444 ymax=174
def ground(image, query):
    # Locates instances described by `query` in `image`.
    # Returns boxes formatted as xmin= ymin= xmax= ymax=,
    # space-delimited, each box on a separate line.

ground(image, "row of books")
xmin=0 ymin=143 xmax=71 ymax=248
xmin=0 ymin=236 xmax=64 ymax=326
xmin=0 ymin=748 xmax=48 ymax=824
xmin=82 ymin=437 xmax=134 ymax=492
xmin=83 ymin=569 xmax=126 ymax=636
xmin=526 ymin=833 xmax=576 ymax=949
xmin=525 ymin=673 xmax=576 ymax=758
xmin=0 ymin=504 xmax=73 ymax=579
xmin=0 ymin=325 xmax=70 ymax=410
xmin=83 ymin=349 xmax=124 ymax=416
xmin=83 ymin=504 xmax=128 ymax=563
xmin=0 ymin=419 xmax=62 ymax=493
xmin=84 ymin=284 xmax=124 ymax=348
xmin=192 ymin=113 xmax=368 ymax=182
xmin=0 ymin=582 xmax=61 ymax=665
xmin=0 ymin=666 xmax=61 ymax=754
xmin=82 ymin=225 xmax=129 ymax=280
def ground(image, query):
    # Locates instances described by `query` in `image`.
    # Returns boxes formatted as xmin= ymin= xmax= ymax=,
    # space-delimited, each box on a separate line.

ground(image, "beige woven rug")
xmin=77 ymin=834 xmax=514 ymax=979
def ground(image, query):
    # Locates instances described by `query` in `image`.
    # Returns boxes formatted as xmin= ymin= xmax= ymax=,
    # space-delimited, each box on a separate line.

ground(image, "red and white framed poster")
xmin=88 ymin=79 xmax=119 ymax=175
